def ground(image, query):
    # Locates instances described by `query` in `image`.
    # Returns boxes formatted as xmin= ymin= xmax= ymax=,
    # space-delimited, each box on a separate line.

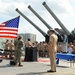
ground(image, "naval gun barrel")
xmin=28 ymin=5 xmax=52 ymax=29
xmin=28 ymin=5 xmax=64 ymax=42
xmin=16 ymin=8 xmax=46 ymax=37
xmin=42 ymin=2 xmax=71 ymax=35
xmin=28 ymin=5 xmax=62 ymax=36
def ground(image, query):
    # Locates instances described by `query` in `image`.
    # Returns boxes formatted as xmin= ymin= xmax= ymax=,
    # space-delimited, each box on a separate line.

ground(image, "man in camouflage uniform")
xmin=14 ymin=35 xmax=23 ymax=66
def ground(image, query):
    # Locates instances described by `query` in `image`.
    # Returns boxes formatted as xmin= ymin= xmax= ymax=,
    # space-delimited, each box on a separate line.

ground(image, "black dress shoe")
xmin=18 ymin=64 xmax=23 ymax=67
xmin=47 ymin=70 xmax=56 ymax=72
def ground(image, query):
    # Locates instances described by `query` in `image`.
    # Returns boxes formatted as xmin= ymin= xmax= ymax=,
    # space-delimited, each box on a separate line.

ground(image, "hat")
xmin=18 ymin=35 xmax=22 ymax=39
xmin=48 ymin=29 xmax=55 ymax=32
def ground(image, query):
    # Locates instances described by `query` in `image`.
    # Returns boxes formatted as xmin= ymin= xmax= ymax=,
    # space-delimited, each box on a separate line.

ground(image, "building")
xmin=18 ymin=33 xmax=36 ymax=43
xmin=0 ymin=33 xmax=36 ymax=50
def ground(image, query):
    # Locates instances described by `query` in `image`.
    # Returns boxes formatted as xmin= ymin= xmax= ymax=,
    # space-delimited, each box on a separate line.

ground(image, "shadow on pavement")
xmin=17 ymin=72 xmax=49 ymax=75
xmin=33 ymin=71 xmax=48 ymax=74
xmin=56 ymin=65 xmax=70 ymax=68
xmin=17 ymin=72 xmax=34 ymax=75
xmin=47 ymin=64 xmax=69 ymax=68
xmin=0 ymin=64 xmax=16 ymax=68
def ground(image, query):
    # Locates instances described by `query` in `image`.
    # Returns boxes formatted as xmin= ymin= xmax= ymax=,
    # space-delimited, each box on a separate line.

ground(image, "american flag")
xmin=0 ymin=16 xmax=20 ymax=39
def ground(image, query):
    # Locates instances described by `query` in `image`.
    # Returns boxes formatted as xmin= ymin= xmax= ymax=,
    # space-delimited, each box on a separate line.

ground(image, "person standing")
xmin=47 ymin=29 xmax=58 ymax=72
xmin=10 ymin=40 xmax=14 ymax=59
xmin=24 ymin=38 xmax=33 ymax=61
xmin=3 ymin=39 xmax=10 ymax=58
xmin=72 ymin=41 xmax=75 ymax=54
xmin=14 ymin=35 xmax=23 ymax=66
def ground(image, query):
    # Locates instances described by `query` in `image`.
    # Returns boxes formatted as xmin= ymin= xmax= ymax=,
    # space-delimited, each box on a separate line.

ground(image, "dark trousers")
xmin=25 ymin=47 xmax=37 ymax=61
xmin=25 ymin=47 xmax=33 ymax=61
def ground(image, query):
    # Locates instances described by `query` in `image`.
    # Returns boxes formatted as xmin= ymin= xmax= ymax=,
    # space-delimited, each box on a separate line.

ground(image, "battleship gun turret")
xmin=42 ymin=2 xmax=75 ymax=43
xmin=16 ymin=8 xmax=49 ymax=43
xmin=28 ymin=5 xmax=63 ymax=42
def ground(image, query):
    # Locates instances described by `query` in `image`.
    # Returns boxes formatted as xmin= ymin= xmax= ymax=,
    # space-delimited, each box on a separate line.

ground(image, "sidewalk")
xmin=0 ymin=58 xmax=75 ymax=75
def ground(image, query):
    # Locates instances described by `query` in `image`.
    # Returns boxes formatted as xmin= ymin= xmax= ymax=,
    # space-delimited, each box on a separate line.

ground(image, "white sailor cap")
xmin=48 ymin=29 xmax=55 ymax=32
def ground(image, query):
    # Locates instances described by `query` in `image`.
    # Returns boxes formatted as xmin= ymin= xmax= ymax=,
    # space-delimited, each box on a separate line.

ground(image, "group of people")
xmin=3 ymin=36 xmax=24 ymax=67
xmin=3 ymin=39 xmax=14 ymax=58
xmin=57 ymin=41 xmax=75 ymax=54
xmin=2 ymin=29 xmax=75 ymax=72
xmin=3 ymin=29 xmax=58 ymax=71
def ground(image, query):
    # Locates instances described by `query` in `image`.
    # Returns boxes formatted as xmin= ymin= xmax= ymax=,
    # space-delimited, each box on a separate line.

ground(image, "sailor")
xmin=47 ymin=29 xmax=58 ymax=72
xmin=14 ymin=35 xmax=23 ymax=66
xmin=24 ymin=38 xmax=33 ymax=61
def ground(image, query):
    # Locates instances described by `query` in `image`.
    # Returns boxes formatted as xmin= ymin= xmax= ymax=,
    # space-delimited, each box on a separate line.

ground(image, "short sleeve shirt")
xmin=49 ymin=34 xmax=58 ymax=52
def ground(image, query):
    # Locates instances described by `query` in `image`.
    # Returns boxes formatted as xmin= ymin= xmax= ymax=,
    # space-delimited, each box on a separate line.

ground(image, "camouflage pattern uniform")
xmin=14 ymin=36 xmax=23 ymax=66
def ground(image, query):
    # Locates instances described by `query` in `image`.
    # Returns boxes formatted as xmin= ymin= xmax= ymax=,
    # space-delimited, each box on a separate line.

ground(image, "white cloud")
xmin=47 ymin=0 xmax=74 ymax=16
xmin=0 ymin=0 xmax=74 ymax=17
xmin=0 ymin=0 xmax=24 ymax=3
xmin=0 ymin=1 xmax=28 ymax=16
xmin=0 ymin=0 xmax=75 ymax=42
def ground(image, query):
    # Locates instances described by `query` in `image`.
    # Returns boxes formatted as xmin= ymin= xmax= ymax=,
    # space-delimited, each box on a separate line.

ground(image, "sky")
xmin=0 ymin=0 xmax=75 ymax=42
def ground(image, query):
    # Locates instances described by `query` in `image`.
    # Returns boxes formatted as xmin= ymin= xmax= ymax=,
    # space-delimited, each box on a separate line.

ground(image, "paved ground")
xmin=0 ymin=58 xmax=75 ymax=75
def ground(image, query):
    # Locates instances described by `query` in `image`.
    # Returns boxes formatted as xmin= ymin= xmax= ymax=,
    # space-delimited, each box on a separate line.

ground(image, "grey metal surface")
xmin=42 ymin=2 xmax=71 ymax=35
xmin=16 ymin=8 xmax=46 ymax=37
xmin=28 ymin=5 xmax=52 ymax=29
xmin=28 ymin=5 xmax=61 ymax=36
